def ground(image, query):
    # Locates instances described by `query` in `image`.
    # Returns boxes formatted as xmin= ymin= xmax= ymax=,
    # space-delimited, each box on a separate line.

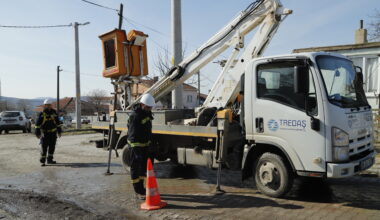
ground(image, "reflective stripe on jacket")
xmin=128 ymin=140 xmax=151 ymax=147
xmin=35 ymin=108 xmax=62 ymax=133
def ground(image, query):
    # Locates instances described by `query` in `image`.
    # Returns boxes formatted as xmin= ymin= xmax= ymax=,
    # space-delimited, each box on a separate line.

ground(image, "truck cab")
xmin=243 ymin=52 xmax=376 ymax=196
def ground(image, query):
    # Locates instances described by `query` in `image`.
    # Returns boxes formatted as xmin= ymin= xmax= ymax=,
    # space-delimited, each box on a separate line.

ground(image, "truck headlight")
xmin=332 ymin=127 xmax=349 ymax=162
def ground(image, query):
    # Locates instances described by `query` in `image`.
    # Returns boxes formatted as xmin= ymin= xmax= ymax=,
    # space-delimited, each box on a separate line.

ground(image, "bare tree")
xmin=154 ymin=47 xmax=173 ymax=77
xmin=154 ymin=47 xmax=173 ymax=108
xmin=369 ymin=9 xmax=380 ymax=41
xmin=86 ymin=89 xmax=109 ymax=117
xmin=153 ymin=46 xmax=190 ymax=108
xmin=154 ymin=46 xmax=187 ymax=76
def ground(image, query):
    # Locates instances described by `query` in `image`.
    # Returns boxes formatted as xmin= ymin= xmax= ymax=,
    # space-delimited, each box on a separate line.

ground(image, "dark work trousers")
xmin=129 ymin=146 xmax=148 ymax=195
xmin=40 ymin=132 xmax=57 ymax=162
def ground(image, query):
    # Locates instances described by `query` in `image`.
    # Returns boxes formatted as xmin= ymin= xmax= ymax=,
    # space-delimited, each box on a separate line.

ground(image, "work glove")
xmin=35 ymin=128 xmax=41 ymax=139
xmin=57 ymin=127 xmax=62 ymax=138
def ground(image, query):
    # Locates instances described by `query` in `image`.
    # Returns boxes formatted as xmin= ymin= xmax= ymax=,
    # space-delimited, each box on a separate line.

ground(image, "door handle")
xmin=255 ymin=117 xmax=264 ymax=133
xmin=310 ymin=117 xmax=320 ymax=131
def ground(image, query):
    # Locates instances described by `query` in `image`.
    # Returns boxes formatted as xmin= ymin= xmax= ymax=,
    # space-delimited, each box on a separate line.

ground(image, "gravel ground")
xmin=0 ymin=131 xmax=379 ymax=220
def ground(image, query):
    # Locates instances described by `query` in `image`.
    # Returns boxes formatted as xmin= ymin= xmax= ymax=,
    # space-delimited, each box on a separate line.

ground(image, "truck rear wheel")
xmin=121 ymin=146 xmax=131 ymax=173
xmin=254 ymin=152 xmax=293 ymax=198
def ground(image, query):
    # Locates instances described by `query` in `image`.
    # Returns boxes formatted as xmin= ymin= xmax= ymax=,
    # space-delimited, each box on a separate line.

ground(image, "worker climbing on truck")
xmin=127 ymin=93 xmax=155 ymax=199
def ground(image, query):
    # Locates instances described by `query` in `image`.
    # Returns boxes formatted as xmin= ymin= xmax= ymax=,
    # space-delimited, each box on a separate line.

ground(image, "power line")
xmin=80 ymin=1 xmax=167 ymax=38
xmin=0 ymin=24 xmax=72 ymax=29
xmin=123 ymin=16 xmax=213 ymax=56
xmin=123 ymin=17 xmax=169 ymax=38
xmin=123 ymin=16 xmax=230 ymax=60
xmin=79 ymin=1 xmax=226 ymax=61
xmin=79 ymin=1 xmax=228 ymax=72
xmin=81 ymin=0 xmax=119 ymax=12
xmin=123 ymin=17 xmax=174 ymax=58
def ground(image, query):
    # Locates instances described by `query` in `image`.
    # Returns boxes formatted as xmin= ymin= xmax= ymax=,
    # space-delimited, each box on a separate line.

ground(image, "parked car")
xmin=0 ymin=111 xmax=31 ymax=134
xmin=59 ymin=115 xmax=72 ymax=128
xmin=81 ymin=116 xmax=91 ymax=124
xmin=72 ymin=116 xmax=90 ymax=124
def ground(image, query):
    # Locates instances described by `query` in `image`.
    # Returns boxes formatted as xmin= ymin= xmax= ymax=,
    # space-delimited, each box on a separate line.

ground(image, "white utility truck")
xmin=93 ymin=0 xmax=376 ymax=197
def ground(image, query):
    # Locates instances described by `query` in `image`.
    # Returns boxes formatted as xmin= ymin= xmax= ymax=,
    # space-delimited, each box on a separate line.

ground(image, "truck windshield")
xmin=317 ymin=56 xmax=369 ymax=108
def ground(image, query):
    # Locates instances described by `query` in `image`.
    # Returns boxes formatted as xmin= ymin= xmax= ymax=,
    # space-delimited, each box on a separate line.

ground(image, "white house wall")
xmin=182 ymin=90 xmax=198 ymax=109
xmin=338 ymin=48 xmax=380 ymax=109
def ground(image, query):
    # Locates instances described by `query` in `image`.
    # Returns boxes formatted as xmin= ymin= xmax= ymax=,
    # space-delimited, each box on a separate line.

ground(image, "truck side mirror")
xmin=355 ymin=66 xmax=364 ymax=83
xmin=294 ymin=65 xmax=309 ymax=94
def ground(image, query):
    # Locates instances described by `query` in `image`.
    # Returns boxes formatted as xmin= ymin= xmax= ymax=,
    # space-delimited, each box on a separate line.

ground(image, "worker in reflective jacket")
xmin=127 ymin=93 xmax=155 ymax=198
xmin=35 ymin=99 xmax=62 ymax=166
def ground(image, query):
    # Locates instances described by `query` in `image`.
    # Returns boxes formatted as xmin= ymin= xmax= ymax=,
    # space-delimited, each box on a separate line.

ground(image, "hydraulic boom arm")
xmin=129 ymin=0 xmax=291 ymax=109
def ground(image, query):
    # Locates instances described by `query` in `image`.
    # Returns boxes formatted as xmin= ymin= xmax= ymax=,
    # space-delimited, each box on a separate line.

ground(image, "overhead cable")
xmin=123 ymin=17 xmax=169 ymax=38
xmin=81 ymin=0 xmax=119 ymax=12
xmin=0 ymin=24 xmax=72 ymax=29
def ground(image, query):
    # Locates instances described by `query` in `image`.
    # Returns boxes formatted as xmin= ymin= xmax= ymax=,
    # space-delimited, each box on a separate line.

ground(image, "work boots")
xmin=40 ymin=156 xmax=46 ymax=166
xmin=133 ymin=182 xmax=146 ymax=196
xmin=47 ymin=156 xmax=56 ymax=164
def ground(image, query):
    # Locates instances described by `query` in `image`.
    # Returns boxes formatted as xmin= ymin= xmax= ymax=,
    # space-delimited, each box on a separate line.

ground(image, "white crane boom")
xmin=129 ymin=0 xmax=292 ymax=109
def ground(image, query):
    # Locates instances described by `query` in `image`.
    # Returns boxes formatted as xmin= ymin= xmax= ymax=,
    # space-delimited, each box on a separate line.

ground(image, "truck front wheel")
xmin=254 ymin=152 xmax=293 ymax=198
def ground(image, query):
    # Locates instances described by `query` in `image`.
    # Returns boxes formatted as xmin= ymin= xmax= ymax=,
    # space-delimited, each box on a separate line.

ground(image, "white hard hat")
xmin=43 ymin=99 xmax=52 ymax=105
xmin=140 ymin=93 xmax=155 ymax=107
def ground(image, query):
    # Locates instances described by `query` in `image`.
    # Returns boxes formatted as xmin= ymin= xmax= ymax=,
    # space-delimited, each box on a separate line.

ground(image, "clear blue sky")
xmin=0 ymin=0 xmax=378 ymax=99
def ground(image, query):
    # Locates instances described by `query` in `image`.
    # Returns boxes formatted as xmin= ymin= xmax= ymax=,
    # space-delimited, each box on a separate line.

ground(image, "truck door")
xmin=250 ymin=60 xmax=326 ymax=172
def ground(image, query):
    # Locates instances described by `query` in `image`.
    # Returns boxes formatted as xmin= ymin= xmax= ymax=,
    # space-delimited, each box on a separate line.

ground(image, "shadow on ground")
xmin=154 ymin=161 xmax=380 ymax=211
xmin=160 ymin=193 xmax=303 ymax=210
xmin=44 ymin=163 xmax=122 ymax=168
xmin=286 ymin=177 xmax=334 ymax=203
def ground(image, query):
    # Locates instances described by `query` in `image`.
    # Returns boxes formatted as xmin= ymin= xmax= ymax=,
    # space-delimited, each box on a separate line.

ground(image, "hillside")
xmin=0 ymin=96 xmax=52 ymax=115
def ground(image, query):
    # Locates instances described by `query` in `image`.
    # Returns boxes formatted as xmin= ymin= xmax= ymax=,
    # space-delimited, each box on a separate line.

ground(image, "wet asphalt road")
xmin=0 ymin=132 xmax=379 ymax=219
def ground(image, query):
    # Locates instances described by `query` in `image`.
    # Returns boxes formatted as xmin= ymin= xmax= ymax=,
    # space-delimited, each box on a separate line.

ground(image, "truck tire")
xmin=121 ymin=146 xmax=131 ymax=173
xmin=254 ymin=152 xmax=293 ymax=198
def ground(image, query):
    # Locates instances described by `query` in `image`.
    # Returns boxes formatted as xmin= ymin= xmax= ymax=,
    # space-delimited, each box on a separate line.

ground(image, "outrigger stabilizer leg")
xmin=215 ymin=159 xmax=226 ymax=195
xmin=214 ymin=130 xmax=226 ymax=195
xmin=105 ymin=83 xmax=119 ymax=176
xmin=105 ymin=121 xmax=116 ymax=176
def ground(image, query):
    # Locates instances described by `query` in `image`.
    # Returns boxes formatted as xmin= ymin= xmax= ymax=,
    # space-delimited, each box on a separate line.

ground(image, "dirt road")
xmin=0 ymin=132 xmax=379 ymax=220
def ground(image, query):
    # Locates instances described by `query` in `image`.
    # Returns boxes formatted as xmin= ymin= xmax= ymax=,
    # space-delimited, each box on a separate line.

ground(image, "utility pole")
xmin=0 ymin=78 xmax=2 ymax=111
xmin=118 ymin=4 xmax=124 ymax=29
xmin=171 ymin=0 xmax=183 ymax=109
xmin=73 ymin=21 xmax=90 ymax=129
xmin=0 ymin=78 xmax=2 ymax=100
xmin=197 ymin=71 xmax=201 ymax=106
xmin=57 ymin=66 xmax=62 ymax=115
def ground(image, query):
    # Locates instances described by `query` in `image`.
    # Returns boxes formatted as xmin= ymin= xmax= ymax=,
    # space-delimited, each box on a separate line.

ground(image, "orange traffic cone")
xmin=140 ymin=158 xmax=167 ymax=210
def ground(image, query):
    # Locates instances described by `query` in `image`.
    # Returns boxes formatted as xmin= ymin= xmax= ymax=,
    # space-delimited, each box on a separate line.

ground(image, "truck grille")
xmin=348 ymin=134 xmax=373 ymax=161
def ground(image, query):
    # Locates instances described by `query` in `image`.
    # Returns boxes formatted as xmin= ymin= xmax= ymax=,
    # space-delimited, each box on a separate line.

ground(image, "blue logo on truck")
xmin=267 ymin=119 xmax=307 ymax=132
xmin=268 ymin=119 xmax=279 ymax=131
